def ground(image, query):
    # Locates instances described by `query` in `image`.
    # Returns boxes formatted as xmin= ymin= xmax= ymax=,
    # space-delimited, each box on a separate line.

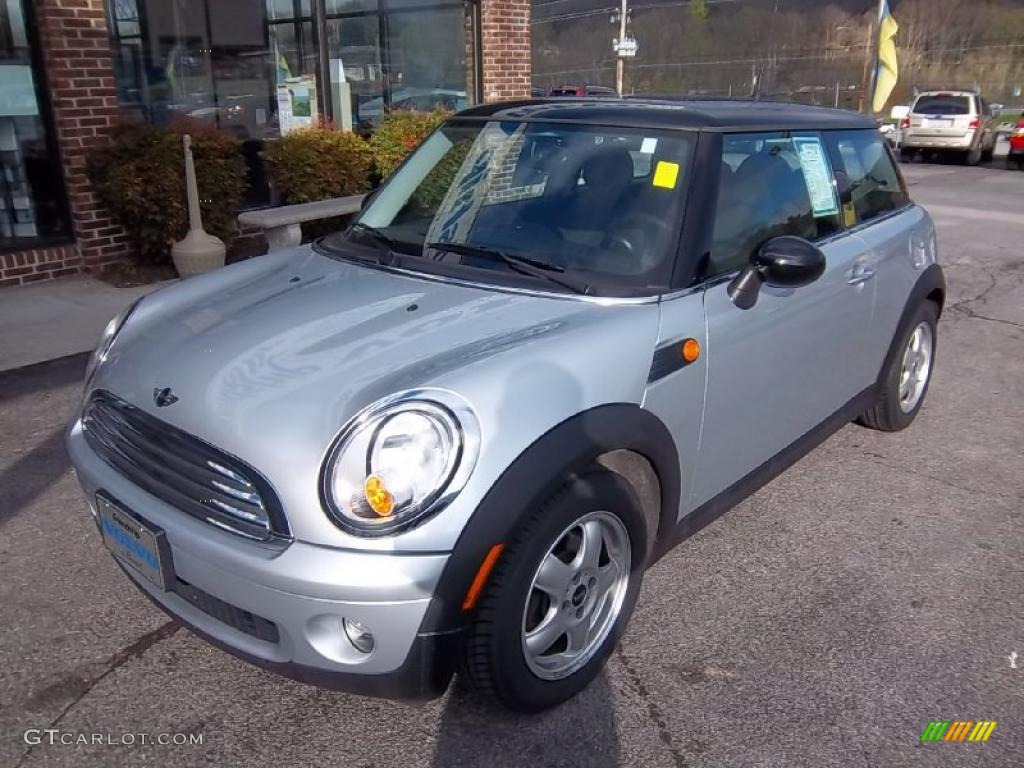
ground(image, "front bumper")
xmin=67 ymin=419 xmax=457 ymax=700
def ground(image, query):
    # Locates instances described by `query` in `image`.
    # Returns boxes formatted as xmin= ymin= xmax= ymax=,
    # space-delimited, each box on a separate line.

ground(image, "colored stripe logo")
xmin=921 ymin=721 xmax=997 ymax=742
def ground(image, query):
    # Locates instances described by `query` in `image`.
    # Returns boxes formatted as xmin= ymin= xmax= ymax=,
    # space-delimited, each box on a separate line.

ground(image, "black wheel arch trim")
xmin=418 ymin=403 xmax=681 ymax=635
xmin=876 ymin=263 xmax=945 ymax=385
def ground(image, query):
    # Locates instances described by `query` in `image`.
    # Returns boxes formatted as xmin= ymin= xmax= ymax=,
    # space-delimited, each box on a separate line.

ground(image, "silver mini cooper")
xmin=68 ymin=99 xmax=944 ymax=712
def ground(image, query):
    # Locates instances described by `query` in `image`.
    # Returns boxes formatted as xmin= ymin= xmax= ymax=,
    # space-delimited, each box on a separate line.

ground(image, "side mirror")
xmin=727 ymin=236 xmax=827 ymax=310
xmin=833 ymin=169 xmax=854 ymax=205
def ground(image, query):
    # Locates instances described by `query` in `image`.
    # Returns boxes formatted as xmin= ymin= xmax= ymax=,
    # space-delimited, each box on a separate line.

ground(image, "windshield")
xmin=330 ymin=119 xmax=694 ymax=296
xmin=913 ymin=95 xmax=972 ymax=115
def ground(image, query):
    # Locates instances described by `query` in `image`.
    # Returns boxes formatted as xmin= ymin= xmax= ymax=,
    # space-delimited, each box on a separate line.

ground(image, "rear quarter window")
xmin=824 ymin=130 xmax=909 ymax=226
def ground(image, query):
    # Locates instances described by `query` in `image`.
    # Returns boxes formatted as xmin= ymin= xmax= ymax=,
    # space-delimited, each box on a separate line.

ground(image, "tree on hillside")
xmin=532 ymin=0 xmax=1024 ymax=104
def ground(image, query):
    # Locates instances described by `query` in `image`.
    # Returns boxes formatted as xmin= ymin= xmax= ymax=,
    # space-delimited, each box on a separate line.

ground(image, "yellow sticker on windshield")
xmin=652 ymin=161 xmax=680 ymax=189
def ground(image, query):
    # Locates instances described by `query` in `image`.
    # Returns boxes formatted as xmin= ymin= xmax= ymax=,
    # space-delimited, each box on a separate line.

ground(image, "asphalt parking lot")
xmin=2 ymin=161 xmax=1022 ymax=768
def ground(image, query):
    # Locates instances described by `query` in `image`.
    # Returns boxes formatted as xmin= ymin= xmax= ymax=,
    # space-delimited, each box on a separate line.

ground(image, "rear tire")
xmin=899 ymin=148 xmax=914 ymax=163
xmin=460 ymin=470 xmax=646 ymax=712
xmin=859 ymin=301 xmax=938 ymax=432
xmin=965 ymin=147 xmax=982 ymax=166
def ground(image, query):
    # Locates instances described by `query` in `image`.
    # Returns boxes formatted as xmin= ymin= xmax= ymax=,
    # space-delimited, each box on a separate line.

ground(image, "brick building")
xmin=0 ymin=0 xmax=531 ymax=287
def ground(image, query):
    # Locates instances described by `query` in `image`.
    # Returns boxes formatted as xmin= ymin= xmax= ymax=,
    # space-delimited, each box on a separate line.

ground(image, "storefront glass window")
xmin=0 ymin=0 xmax=71 ymax=250
xmin=266 ymin=0 xmax=311 ymax=20
xmin=326 ymin=0 xmax=377 ymax=13
xmin=385 ymin=7 xmax=470 ymax=115
xmin=325 ymin=15 xmax=383 ymax=130
xmin=106 ymin=0 xmax=477 ymax=207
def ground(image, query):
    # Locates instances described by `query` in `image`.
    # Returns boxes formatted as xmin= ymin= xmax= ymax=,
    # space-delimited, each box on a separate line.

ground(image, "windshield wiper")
xmin=425 ymin=241 xmax=591 ymax=296
xmin=348 ymin=222 xmax=403 ymax=265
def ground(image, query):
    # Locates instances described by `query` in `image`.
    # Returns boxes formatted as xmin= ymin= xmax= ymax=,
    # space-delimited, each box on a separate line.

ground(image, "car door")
xmin=823 ymin=129 xmax=923 ymax=375
xmin=979 ymin=98 xmax=997 ymax=151
xmin=684 ymin=131 xmax=877 ymax=512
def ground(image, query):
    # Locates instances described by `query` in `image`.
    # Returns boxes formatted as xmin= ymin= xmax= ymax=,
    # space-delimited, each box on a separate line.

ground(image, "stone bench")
xmin=238 ymin=193 xmax=367 ymax=252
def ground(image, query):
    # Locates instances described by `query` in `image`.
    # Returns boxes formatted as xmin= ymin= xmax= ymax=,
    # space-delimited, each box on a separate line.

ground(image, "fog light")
xmin=343 ymin=618 xmax=375 ymax=654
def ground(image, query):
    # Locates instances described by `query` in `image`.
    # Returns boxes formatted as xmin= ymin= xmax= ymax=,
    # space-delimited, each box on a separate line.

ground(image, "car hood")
xmin=89 ymin=246 xmax=660 ymax=549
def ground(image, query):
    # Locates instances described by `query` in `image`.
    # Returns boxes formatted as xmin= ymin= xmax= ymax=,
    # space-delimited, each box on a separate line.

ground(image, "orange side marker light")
xmin=681 ymin=338 xmax=701 ymax=364
xmin=461 ymin=543 xmax=505 ymax=611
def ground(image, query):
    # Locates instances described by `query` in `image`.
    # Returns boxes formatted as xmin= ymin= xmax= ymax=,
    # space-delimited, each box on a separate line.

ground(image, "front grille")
xmin=174 ymin=579 xmax=280 ymax=643
xmin=83 ymin=391 xmax=288 ymax=541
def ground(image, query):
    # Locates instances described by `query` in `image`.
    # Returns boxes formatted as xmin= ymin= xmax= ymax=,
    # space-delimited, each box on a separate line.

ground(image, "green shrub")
xmin=260 ymin=126 xmax=374 ymax=204
xmin=369 ymin=109 xmax=449 ymax=178
xmin=87 ymin=121 xmax=247 ymax=264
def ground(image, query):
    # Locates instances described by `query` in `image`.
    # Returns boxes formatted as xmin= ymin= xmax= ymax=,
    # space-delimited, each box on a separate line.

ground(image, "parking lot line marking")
xmin=924 ymin=204 xmax=1024 ymax=227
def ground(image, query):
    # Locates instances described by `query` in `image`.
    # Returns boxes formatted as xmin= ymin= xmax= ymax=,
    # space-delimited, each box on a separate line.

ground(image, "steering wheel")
xmin=599 ymin=212 xmax=671 ymax=273
xmin=510 ymin=220 xmax=567 ymax=267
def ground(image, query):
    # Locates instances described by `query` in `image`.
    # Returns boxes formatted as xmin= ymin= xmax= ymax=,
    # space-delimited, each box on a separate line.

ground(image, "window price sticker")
xmin=793 ymin=136 xmax=839 ymax=217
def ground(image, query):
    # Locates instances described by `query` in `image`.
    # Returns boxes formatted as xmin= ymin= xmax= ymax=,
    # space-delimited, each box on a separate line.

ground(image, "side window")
xmin=708 ymin=132 xmax=842 ymax=278
xmin=824 ymin=129 xmax=909 ymax=226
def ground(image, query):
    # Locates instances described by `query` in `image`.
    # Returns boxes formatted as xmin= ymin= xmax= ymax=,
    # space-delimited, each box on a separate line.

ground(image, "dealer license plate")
xmin=96 ymin=494 xmax=171 ymax=591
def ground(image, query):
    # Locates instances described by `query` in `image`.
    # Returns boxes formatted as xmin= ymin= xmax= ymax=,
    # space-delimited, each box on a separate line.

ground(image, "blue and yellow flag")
xmin=872 ymin=0 xmax=899 ymax=112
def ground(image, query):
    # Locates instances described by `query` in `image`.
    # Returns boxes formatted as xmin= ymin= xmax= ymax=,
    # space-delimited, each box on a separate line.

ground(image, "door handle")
xmin=848 ymin=266 xmax=876 ymax=285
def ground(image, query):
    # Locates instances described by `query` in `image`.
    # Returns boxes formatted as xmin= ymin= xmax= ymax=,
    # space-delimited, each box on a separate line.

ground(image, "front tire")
xmin=460 ymin=470 xmax=646 ymax=712
xmin=859 ymin=301 xmax=938 ymax=432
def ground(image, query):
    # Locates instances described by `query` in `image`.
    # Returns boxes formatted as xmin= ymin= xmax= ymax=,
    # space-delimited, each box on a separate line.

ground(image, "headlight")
xmin=320 ymin=390 xmax=480 ymax=536
xmin=85 ymin=298 xmax=142 ymax=385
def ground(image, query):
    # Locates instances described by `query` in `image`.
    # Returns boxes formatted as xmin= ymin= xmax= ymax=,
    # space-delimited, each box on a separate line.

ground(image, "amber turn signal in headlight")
xmin=363 ymin=474 xmax=395 ymax=517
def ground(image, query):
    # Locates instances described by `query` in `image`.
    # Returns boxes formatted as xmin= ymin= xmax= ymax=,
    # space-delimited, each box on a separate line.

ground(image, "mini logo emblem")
xmin=153 ymin=387 xmax=179 ymax=407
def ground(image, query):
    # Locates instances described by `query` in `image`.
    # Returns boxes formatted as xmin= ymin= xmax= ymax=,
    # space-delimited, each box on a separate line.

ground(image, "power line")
xmin=532 ymin=7 xmax=616 ymax=24
xmin=532 ymin=0 xmax=738 ymax=24
xmin=533 ymin=41 xmax=1024 ymax=77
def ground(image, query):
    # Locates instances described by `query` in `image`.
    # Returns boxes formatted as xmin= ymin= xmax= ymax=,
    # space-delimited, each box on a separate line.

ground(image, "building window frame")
xmin=319 ymin=0 xmax=482 ymax=119
xmin=0 ymin=0 xmax=74 ymax=254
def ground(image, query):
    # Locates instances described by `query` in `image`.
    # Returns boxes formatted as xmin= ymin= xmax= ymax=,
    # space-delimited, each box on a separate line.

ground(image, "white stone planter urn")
xmin=171 ymin=134 xmax=226 ymax=277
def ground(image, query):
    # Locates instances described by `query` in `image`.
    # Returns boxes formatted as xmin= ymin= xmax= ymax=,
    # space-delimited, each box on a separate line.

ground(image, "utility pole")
xmin=858 ymin=19 xmax=875 ymax=113
xmin=860 ymin=0 xmax=888 ymax=114
xmin=616 ymin=0 xmax=628 ymax=96
xmin=611 ymin=0 xmax=635 ymax=96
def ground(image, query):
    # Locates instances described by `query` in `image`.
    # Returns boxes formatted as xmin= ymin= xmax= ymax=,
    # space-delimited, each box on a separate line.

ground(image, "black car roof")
xmin=455 ymin=97 xmax=876 ymax=132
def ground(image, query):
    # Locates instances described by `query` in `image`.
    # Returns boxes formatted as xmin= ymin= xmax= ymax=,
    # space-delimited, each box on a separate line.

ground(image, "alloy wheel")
xmin=521 ymin=510 xmax=631 ymax=680
xmin=898 ymin=321 xmax=934 ymax=413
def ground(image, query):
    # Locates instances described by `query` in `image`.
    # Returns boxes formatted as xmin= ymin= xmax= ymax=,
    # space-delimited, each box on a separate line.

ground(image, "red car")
xmin=1009 ymin=119 xmax=1024 ymax=169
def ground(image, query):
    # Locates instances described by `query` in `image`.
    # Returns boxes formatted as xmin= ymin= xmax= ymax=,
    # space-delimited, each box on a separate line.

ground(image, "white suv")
xmin=900 ymin=90 xmax=997 ymax=165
